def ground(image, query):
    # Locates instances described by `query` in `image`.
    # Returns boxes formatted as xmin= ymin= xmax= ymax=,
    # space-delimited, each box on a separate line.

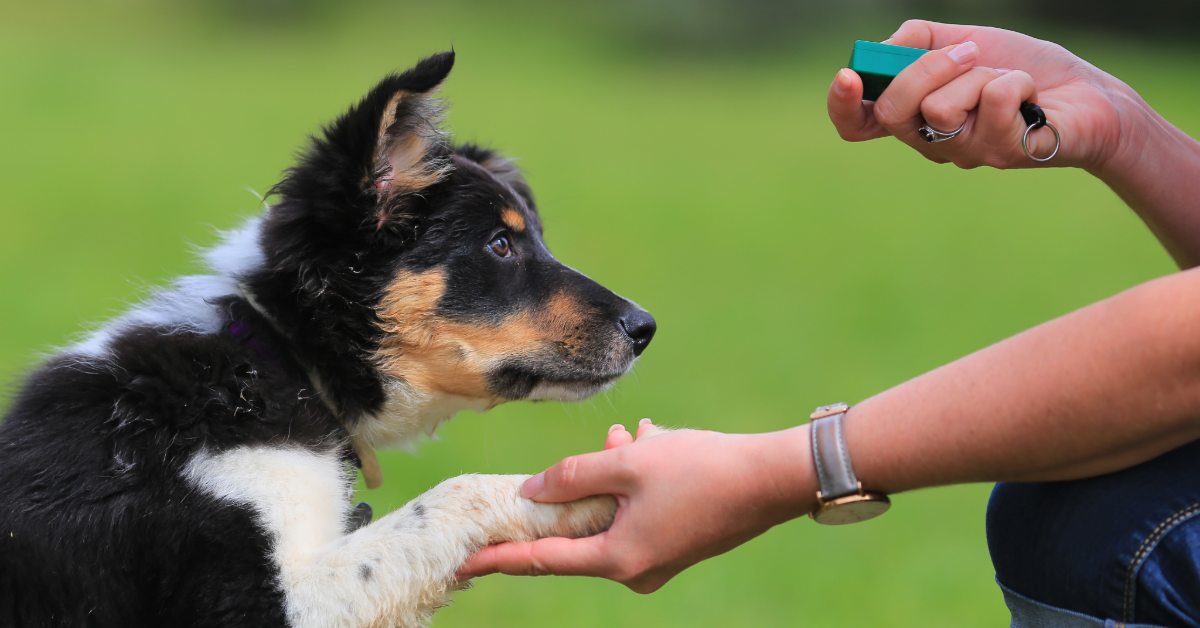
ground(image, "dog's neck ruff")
xmin=231 ymin=288 xmax=388 ymax=488
xmin=234 ymin=285 xmax=489 ymax=489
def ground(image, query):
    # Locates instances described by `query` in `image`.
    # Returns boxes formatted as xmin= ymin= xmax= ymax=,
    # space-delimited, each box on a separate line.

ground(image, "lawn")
xmin=1 ymin=2 xmax=1194 ymax=626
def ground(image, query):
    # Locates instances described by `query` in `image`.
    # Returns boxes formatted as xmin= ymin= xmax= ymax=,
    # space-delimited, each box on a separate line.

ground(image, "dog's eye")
xmin=487 ymin=235 xmax=511 ymax=258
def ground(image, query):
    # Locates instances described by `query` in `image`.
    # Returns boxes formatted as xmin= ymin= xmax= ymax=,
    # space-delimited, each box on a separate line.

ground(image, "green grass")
xmin=1 ymin=2 xmax=1195 ymax=626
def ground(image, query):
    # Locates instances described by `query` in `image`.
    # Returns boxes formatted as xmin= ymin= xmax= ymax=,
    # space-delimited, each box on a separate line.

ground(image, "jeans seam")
xmin=1122 ymin=502 xmax=1200 ymax=624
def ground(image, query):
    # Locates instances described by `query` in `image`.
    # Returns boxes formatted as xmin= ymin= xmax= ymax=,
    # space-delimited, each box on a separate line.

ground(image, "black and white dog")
xmin=0 ymin=52 xmax=655 ymax=627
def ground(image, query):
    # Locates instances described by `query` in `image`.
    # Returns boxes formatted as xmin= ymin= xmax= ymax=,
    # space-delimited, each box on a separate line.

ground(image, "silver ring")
xmin=917 ymin=121 xmax=966 ymax=144
xmin=1022 ymin=122 xmax=1061 ymax=163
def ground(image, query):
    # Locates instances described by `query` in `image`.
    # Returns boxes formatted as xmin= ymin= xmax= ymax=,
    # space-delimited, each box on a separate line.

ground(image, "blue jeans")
xmin=987 ymin=438 xmax=1200 ymax=627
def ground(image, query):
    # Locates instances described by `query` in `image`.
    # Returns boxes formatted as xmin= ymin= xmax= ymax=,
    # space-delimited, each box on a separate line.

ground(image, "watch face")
xmin=811 ymin=494 xmax=891 ymax=525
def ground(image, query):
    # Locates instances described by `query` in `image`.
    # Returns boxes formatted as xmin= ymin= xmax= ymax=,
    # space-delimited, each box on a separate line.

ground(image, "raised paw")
xmin=415 ymin=474 xmax=616 ymax=546
xmin=506 ymin=486 xmax=617 ymax=544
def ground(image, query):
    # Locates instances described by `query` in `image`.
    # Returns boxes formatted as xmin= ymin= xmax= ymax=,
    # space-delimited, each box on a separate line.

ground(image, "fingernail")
xmin=639 ymin=418 xmax=653 ymax=426
xmin=947 ymin=41 xmax=978 ymax=65
xmin=521 ymin=473 xmax=545 ymax=499
xmin=995 ymin=68 xmax=1012 ymax=74
xmin=834 ymin=69 xmax=852 ymax=95
xmin=880 ymin=38 xmax=894 ymax=45
xmin=609 ymin=423 xmax=624 ymax=434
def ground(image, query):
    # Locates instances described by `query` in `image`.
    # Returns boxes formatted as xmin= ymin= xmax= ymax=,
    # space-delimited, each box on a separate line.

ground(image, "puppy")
xmin=0 ymin=51 xmax=654 ymax=628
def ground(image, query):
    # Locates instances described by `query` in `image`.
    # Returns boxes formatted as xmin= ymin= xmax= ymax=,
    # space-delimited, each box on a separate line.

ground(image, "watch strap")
xmin=810 ymin=404 xmax=860 ymax=500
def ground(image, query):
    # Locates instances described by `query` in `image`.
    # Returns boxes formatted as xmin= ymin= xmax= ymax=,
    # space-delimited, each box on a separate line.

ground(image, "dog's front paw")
xmin=461 ymin=474 xmax=616 ymax=545
xmin=533 ymin=493 xmax=618 ymax=540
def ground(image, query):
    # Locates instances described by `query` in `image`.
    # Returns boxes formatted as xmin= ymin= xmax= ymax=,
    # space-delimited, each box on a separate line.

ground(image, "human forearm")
xmin=846 ymin=267 xmax=1200 ymax=495
xmin=1090 ymin=85 xmax=1200 ymax=269
xmin=457 ymin=268 xmax=1200 ymax=586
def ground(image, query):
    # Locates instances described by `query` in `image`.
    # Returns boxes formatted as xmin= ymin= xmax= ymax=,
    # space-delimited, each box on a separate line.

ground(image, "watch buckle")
xmin=815 ymin=481 xmax=867 ymax=505
xmin=810 ymin=402 xmax=850 ymax=421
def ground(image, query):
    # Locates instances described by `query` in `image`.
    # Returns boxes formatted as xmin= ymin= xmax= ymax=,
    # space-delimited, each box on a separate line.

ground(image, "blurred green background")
xmin=2 ymin=1 xmax=1196 ymax=626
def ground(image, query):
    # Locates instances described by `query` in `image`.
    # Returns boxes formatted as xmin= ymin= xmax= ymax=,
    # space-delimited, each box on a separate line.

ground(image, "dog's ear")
xmin=281 ymin=51 xmax=456 ymax=233
xmin=364 ymin=54 xmax=455 ymax=219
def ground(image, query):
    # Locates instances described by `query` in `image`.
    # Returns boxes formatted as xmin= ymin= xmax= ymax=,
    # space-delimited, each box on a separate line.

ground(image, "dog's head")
xmin=247 ymin=52 xmax=654 ymax=445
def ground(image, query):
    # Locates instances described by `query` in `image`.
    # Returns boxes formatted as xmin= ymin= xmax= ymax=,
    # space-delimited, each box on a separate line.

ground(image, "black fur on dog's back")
xmin=0 ymin=51 xmax=653 ymax=627
xmin=0 ymin=301 xmax=320 ymax=625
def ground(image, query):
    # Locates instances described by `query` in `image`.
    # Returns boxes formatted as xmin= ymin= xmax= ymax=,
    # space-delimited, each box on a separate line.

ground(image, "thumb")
xmin=827 ymin=69 xmax=888 ymax=142
xmin=522 ymin=449 xmax=631 ymax=503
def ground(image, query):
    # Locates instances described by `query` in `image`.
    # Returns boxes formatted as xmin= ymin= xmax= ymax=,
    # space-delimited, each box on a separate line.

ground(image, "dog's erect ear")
xmin=305 ymin=51 xmax=456 ymax=230
xmin=368 ymin=55 xmax=454 ymax=195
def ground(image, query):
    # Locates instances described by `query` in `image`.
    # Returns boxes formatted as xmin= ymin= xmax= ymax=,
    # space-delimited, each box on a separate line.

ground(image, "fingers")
xmin=456 ymin=535 xmax=611 ymax=580
xmin=827 ymin=35 xmax=982 ymax=144
xmin=908 ymin=69 xmax=1039 ymax=169
xmin=873 ymin=41 xmax=980 ymax=139
xmin=974 ymin=70 xmax=1040 ymax=162
xmin=604 ymin=424 xmax=633 ymax=450
xmin=846 ymin=21 xmax=1059 ymax=169
xmin=636 ymin=418 xmax=664 ymax=440
xmin=919 ymin=67 xmax=1007 ymax=133
xmin=885 ymin=19 xmax=981 ymax=50
xmin=827 ymin=69 xmax=888 ymax=142
xmin=523 ymin=447 xmax=632 ymax=503
xmin=523 ymin=419 xmax=665 ymax=501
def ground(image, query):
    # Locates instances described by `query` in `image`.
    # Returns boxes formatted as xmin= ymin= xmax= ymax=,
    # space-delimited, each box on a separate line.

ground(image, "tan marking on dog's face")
xmin=499 ymin=208 xmax=526 ymax=233
xmin=375 ymin=270 xmax=589 ymax=400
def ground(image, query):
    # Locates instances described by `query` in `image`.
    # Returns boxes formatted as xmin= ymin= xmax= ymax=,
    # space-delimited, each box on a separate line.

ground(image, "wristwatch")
xmin=808 ymin=403 xmax=891 ymax=525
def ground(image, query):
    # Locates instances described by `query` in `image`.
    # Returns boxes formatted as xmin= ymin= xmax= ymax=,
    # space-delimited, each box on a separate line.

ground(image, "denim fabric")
xmin=1000 ymin=581 xmax=1163 ymax=628
xmin=987 ymin=438 xmax=1200 ymax=628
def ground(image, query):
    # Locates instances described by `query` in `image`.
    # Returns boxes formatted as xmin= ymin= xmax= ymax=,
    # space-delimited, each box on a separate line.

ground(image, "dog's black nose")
xmin=619 ymin=309 xmax=656 ymax=357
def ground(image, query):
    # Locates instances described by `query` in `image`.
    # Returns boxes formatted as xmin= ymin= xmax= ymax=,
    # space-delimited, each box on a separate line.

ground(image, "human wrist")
xmin=744 ymin=426 xmax=821 ymax=523
xmin=1083 ymin=81 xmax=1200 ymax=267
xmin=1086 ymin=80 xmax=1184 ymax=183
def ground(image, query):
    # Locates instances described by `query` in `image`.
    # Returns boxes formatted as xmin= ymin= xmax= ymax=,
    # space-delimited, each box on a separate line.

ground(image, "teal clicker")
xmin=848 ymin=40 xmax=929 ymax=101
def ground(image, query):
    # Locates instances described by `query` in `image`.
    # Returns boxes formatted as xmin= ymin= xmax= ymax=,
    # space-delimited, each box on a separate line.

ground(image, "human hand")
xmin=828 ymin=20 xmax=1141 ymax=171
xmin=456 ymin=420 xmax=816 ymax=593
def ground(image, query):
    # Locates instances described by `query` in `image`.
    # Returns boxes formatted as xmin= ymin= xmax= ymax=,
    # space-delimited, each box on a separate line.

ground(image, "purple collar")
xmin=227 ymin=318 xmax=280 ymax=369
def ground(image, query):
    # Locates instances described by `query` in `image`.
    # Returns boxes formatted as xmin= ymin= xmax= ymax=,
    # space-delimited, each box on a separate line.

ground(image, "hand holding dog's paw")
xmin=503 ymin=476 xmax=618 ymax=543
xmin=458 ymin=421 xmax=819 ymax=593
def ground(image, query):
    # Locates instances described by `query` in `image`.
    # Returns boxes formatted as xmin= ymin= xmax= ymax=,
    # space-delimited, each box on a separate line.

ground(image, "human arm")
xmin=459 ymin=267 xmax=1200 ymax=591
xmin=851 ymin=265 xmax=1200 ymax=492
xmin=827 ymin=20 xmax=1200 ymax=268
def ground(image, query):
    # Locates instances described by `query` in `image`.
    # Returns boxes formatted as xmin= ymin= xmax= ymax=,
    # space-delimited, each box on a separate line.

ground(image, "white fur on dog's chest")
xmin=183 ymin=446 xmax=353 ymax=579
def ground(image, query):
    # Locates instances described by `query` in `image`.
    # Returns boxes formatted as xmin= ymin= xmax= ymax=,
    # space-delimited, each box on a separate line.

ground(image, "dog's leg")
xmin=186 ymin=447 xmax=614 ymax=628
xmin=286 ymin=473 xmax=614 ymax=628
